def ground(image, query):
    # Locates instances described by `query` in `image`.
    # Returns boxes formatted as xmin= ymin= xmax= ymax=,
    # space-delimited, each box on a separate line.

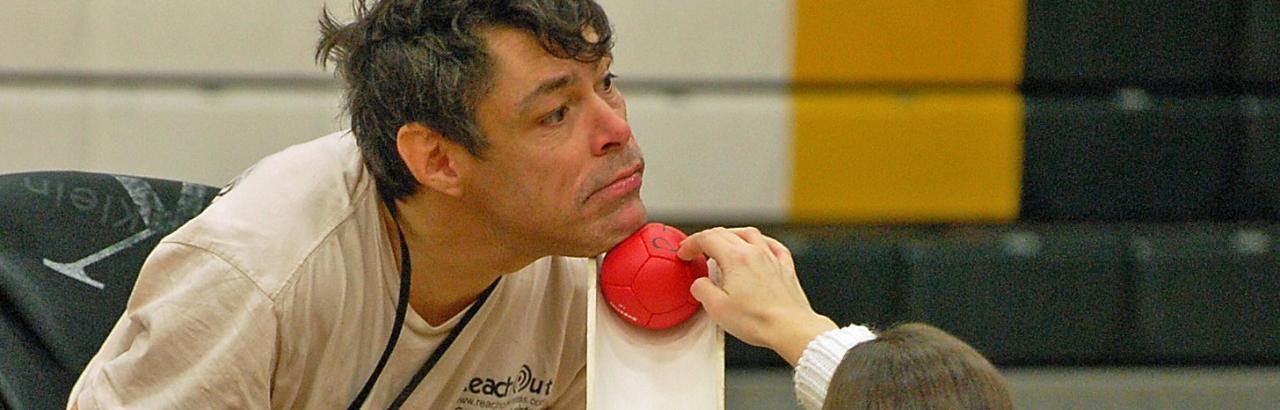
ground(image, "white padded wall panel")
xmin=4 ymin=1 xmax=788 ymax=80
xmin=81 ymin=87 xmax=344 ymax=186
xmin=598 ymin=0 xmax=792 ymax=81
xmin=81 ymin=1 xmax=344 ymax=76
xmin=0 ymin=1 xmax=349 ymax=76
xmin=0 ymin=2 xmax=88 ymax=71
xmin=0 ymin=86 xmax=88 ymax=173
xmin=627 ymin=89 xmax=791 ymax=223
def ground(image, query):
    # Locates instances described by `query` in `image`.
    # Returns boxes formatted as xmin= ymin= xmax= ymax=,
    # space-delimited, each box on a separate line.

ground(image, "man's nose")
xmin=589 ymin=99 xmax=632 ymax=156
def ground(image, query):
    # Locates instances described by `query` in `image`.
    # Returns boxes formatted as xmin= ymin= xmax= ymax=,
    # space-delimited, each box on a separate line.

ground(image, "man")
xmin=69 ymin=0 xmax=640 ymax=408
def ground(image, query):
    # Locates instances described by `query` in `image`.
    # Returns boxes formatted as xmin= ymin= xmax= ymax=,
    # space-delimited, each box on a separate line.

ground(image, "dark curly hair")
xmin=316 ymin=0 xmax=614 ymax=201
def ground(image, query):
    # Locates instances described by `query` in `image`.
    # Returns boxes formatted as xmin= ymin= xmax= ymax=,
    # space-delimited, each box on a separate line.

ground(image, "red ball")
xmin=600 ymin=223 xmax=709 ymax=330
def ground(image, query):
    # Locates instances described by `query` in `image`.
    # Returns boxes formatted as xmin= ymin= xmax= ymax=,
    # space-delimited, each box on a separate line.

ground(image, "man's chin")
xmin=584 ymin=202 xmax=647 ymax=256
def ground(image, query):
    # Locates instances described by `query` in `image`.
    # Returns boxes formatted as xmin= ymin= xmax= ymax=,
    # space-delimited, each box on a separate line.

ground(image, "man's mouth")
xmin=587 ymin=162 xmax=644 ymax=203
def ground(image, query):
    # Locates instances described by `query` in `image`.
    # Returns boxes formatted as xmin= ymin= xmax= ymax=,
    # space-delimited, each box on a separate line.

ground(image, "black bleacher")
xmin=721 ymin=224 xmax=1280 ymax=367
xmin=1021 ymin=95 xmax=1245 ymax=222
xmin=1243 ymin=1 xmax=1279 ymax=87
xmin=1131 ymin=225 xmax=1280 ymax=363
xmin=1024 ymin=0 xmax=1247 ymax=91
xmin=900 ymin=226 xmax=1131 ymax=365
xmin=1238 ymin=97 xmax=1280 ymax=220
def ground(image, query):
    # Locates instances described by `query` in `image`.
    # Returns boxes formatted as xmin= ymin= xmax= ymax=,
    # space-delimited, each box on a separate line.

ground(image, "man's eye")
xmin=541 ymin=106 xmax=569 ymax=125
xmin=602 ymin=73 xmax=617 ymax=91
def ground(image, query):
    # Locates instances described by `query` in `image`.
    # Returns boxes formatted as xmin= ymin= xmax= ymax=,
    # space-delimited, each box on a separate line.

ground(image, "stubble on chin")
xmin=560 ymin=221 xmax=634 ymax=258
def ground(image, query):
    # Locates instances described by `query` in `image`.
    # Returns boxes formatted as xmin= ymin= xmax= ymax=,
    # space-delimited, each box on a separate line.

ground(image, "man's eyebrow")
xmin=518 ymin=73 xmax=575 ymax=116
xmin=593 ymin=54 xmax=614 ymax=77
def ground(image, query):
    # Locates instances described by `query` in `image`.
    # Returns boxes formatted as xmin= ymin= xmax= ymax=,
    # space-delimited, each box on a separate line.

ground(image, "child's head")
xmin=823 ymin=323 xmax=1013 ymax=410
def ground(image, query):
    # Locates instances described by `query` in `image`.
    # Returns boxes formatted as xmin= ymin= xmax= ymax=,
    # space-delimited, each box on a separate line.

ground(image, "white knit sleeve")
xmin=793 ymin=324 xmax=877 ymax=410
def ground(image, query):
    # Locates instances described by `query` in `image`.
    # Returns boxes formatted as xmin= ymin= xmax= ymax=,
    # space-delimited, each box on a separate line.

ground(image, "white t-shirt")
xmin=68 ymin=131 xmax=589 ymax=409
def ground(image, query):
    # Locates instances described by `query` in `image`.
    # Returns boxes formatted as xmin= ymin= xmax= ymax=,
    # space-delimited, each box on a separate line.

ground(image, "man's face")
xmin=459 ymin=26 xmax=646 ymax=257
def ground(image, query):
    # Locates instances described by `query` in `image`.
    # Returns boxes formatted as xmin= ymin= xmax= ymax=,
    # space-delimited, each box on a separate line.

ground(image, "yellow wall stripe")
xmin=793 ymin=0 xmax=1026 ymax=84
xmin=790 ymin=91 xmax=1024 ymax=223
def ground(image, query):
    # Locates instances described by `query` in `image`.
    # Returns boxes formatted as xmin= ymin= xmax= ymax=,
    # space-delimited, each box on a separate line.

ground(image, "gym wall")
xmin=9 ymin=2 xmax=1270 ymax=224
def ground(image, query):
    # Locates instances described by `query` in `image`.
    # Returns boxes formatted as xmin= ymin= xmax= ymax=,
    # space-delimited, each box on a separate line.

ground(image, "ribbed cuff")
xmin=793 ymin=324 xmax=876 ymax=410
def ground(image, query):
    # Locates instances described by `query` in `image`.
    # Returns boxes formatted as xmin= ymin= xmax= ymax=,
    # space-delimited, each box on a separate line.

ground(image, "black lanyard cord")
xmin=347 ymin=218 xmax=500 ymax=410
xmin=346 ymin=223 xmax=413 ymax=410
xmin=389 ymin=276 xmax=499 ymax=409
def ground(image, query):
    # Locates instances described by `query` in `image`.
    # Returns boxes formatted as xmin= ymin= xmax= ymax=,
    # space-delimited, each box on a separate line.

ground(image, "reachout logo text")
xmin=465 ymin=364 xmax=553 ymax=398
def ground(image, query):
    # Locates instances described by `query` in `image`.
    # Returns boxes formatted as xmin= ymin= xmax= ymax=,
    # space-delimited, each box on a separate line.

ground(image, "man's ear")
xmin=397 ymin=123 xmax=464 ymax=197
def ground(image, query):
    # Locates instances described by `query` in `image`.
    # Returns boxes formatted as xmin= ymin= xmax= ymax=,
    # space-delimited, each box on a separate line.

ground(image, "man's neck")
xmin=380 ymin=195 xmax=536 ymax=326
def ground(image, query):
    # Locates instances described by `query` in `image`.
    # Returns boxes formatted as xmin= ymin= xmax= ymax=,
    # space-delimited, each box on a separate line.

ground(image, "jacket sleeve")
xmin=68 ymin=242 xmax=278 ymax=410
xmin=793 ymin=324 xmax=877 ymax=410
